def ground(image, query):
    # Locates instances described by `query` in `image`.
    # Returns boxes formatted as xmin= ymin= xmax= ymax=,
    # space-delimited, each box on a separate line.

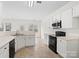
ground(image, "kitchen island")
xmin=0 ymin=36 xmax=15 ymax=58
xmin=14 ymin=31 xmax=35 ymax=52
xmin=0 ymin=31 xmax=35 ymax=58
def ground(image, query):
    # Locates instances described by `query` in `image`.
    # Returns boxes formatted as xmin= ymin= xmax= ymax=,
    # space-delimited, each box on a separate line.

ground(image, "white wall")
xmin=41 ymin=1 xmax=79 ymax=40
xmin=0 ymin=2 xmax=42 ymax=33
xmin=2 ymin=19 xmax=41 ymax=32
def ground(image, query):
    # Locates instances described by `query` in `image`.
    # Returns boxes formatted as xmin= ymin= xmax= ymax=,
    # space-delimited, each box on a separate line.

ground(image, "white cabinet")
xmin=61 ymin=9 xmax=72 ymax=28
xmin=57 ymin=37 xmax=66 ymax=57
xmin=73 ymin=5 xmax=79 ymax=17
xmin=57 ymin=37 xmax=79 ymax=58
xmin=18 ymin=36 xmax=25 ymax=49
xmin=25 ymin=36 xmax=35 ymax=47
xmin=0 ymin=43 xmax=9 ymax=58
xmin=51 ymin=9 xmax=72 ymax=28
xmin=15 ymin=36 xmax=25 ymax=52
xmin=15 ymin=35 xmax=35 ymax=52
xmin=30 ymin=36 xmax=35 ymax=46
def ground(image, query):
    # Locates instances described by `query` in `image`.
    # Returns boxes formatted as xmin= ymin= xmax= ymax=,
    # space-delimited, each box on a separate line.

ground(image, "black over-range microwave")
xmin=52 ymin=20 xmax=62 ymax=29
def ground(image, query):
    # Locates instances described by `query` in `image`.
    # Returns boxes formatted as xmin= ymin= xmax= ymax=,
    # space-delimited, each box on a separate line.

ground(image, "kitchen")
xmin=0 ymin=0 xmax=79 ymax=58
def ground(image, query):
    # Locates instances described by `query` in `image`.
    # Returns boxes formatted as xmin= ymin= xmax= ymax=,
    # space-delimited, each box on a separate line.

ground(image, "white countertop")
xmin=15 ymin=31 xmax=35 ymax=36
xmin=0 ymin=36 xmax=15 ymax=49
xmin=0 ymin=31 xmax=35 ymax=36
xmin=0 ymin=31 xmax=35 ymax=48
xmin=56 ymin=32 xmax=79 ymax=41
xmin=47 ymin=30 xmax=79 ymax=40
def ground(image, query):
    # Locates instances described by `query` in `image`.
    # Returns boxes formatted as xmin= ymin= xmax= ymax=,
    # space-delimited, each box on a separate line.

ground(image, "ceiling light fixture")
xmin=28 ymin=1 xmax=42 ymax=7
xmin=28 ymin=1 xmax=34 ymax=7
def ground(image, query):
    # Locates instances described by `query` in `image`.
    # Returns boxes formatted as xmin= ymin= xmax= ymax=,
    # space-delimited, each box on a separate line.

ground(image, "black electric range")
xmin=48 ymin=31 xmax=66 ymax=54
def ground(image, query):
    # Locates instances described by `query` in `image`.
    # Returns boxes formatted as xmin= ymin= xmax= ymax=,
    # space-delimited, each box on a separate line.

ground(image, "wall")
xmin=2 ymin=19 xmax=41 ymax=32
xmin=0 ymin=2 xmax=42 ymax=37
xmin=41 ymin=1 xmax=79 ymax=41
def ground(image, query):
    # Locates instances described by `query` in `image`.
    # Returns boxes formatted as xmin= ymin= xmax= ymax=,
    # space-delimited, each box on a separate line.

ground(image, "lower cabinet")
xmin=0 ymin=43 xmax=9 ymax=58
xmin=15 ymin=35 xmax=35 ymax=52
xmin=15 ymin=36 xmax=26 ymax=52
xmin=25 ymin=36 xmax=35 ymax=47
xmin=57 ymin=38 xmax=66 ymax=57
xmin=57 ymin=37 xmax=79 ymax=58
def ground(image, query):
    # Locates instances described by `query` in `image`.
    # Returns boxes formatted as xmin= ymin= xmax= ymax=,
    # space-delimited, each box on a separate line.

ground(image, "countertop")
xmin=47 ymin=30 xmax=79 ymax=40
xmin=0 ymin=31 xmax=35 ymax=36
xmin=15 ymin=31 xmax=35 ymax=36
xmin=0 ymin=36 xmax=16 ymax=49
xmin=0 ymin=31 xmax=35 ymax=49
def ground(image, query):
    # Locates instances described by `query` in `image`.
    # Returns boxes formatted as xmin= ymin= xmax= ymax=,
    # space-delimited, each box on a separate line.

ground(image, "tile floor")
xmin=15 ymin=38 xmax=61 ymax=58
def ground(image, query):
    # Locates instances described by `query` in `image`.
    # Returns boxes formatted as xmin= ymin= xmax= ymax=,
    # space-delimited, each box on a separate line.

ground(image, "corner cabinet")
xmin=57 ymin=37 xmax=79 ymax=58
xmin=0 ymin=43 xmax=9 ymax=58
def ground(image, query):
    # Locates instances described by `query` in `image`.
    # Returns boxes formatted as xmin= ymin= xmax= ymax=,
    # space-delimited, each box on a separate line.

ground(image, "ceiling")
xmin=0 ymin=1 xmax=69 ymax=19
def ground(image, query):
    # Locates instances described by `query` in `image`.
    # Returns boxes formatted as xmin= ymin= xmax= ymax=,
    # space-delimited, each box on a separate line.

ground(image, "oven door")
xmin=49 ymin=35 xmax=57 ymax=53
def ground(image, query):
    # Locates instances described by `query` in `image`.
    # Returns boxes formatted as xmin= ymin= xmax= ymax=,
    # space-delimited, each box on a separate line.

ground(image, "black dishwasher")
xmin=9 ymin=39 xmax=15 ymax=58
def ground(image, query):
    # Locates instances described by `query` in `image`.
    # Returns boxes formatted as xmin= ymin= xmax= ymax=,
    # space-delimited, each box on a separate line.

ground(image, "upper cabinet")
xmin=73 ymin=5 xmax=79 ymax=17
xmin=50 ymin=8 xmax=73 ymax=29
xmin=50 ymin=4 xmax=79 ymax=29
xmin=61 ymin=9 xmax=72 ymax=28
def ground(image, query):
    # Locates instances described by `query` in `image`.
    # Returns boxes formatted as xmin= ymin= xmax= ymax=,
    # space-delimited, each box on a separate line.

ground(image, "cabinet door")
xmin=61 ymin=9 xmax=72 ymax=28
xmin=0 ymin=43 xmax=9 ymax=58
xmin=20 ymin=36 xmax=25 ymax=48
xmin=25 ymin=36 xmax=35 ymax=47
xmin=29 ymin=36 xmax=35 ymax=46
xmin=61 ymin=39 xmax=66 ymax=57
xmin=15 ymin=37 xmax=18 ymax=52
xmin=2 ymin=50 xmax=9 ymax=58
xmin=57 ymin=37 xmax=66 ymax=57
xmin=25 ymin=36 xmax=30 ymax=46
xmin=57 ymin=38 xmax=62 ymax=54
xmin=73 ymin=5 xmax=79 ymax=17
xmin=17 ymin=36 xmax=25 ymax=50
